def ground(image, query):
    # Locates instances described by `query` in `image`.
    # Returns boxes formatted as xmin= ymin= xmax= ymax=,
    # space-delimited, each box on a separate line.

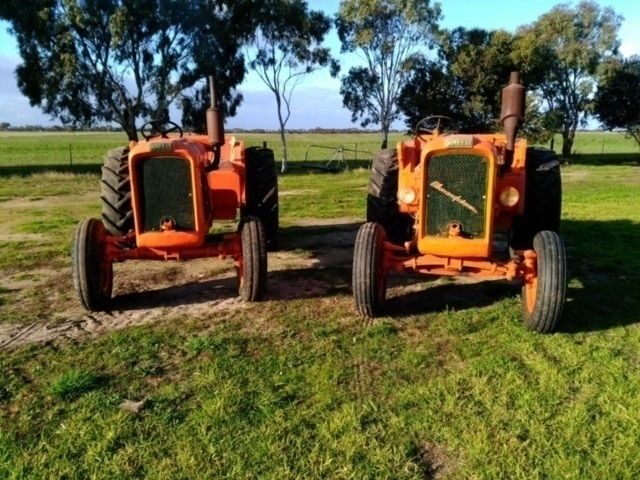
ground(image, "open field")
xmin=1 ymin=132 xmax=640 ymax=478
xmin=1 ymin=130 xmax=638 ymax=171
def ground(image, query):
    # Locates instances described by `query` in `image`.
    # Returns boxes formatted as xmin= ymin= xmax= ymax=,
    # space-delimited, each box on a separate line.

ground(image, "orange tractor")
xmin=353 ymin=72 xmax=566 ymax=333
xmin=72 ymin=76 xmax=278 ymax=310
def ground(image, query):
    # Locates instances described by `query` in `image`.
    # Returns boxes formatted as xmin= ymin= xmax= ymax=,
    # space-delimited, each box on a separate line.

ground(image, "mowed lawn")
xmin=1 ymin=131 xmax=640 ymax=478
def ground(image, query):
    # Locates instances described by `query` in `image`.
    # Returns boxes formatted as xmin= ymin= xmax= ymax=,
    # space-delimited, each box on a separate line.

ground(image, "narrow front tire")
xmin=353 ymin=222 xmax=387 ymax=317
xmin=522 ymin=231 xmax=567 ymax=333
xmin=239 ymin=216 xmax=267 ymax=301
xmin=72 ymin=218 xmax=113 ymax=311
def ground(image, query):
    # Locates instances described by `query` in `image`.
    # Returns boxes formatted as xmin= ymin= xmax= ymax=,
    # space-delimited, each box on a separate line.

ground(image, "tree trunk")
xmin=279 ymin=126 xmax=288 ymax=173
xmin=122 ymin=110 xmax=138 ymax=142
xmin=380 ymin=124 xmax=390 ymax=150
xmin=561 ymin=127 xmax=575 ymax=159
xmin=275 ymin=93 xmax=288 ymax=173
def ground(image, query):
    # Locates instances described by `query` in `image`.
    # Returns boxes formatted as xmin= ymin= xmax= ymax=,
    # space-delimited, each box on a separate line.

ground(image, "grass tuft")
xmin=50 ymin=369 xmax=105 ymax=400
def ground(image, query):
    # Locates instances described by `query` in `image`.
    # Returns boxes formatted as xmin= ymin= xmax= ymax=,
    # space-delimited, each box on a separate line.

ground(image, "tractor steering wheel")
xmin=140 ymin=119 xmax=184 ymax=141
xmin=414 ymin=115 xmax=455 ymax=141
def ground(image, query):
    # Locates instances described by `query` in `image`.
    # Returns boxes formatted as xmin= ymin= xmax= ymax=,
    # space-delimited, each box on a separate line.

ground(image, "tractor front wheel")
xmin=238 ymin=216 xmax=267 ymax=301
xmin=353 ymin=222 xmax=387 ymax=317
xmin=522 ymin=230 xmax=567 ymax=333
xmin=72 ymin=218 xmax=113 ymax=311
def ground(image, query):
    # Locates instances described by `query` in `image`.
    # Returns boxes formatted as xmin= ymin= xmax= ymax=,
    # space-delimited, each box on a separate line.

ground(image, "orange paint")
xmin=388 ymin=130 xmax=533 ymax=283
xmin=105 ymin=133 xmax=250 ymax=265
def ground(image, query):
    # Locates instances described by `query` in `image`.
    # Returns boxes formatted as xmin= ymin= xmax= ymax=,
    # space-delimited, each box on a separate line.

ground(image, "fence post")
xmin=69 ymin=143 xmax=73 ymax=167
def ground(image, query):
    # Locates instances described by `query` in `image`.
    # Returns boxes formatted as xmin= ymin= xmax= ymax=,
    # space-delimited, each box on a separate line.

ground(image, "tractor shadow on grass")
xmin=384 ymin=276 xmax=519 ymax=318
xmin=105 ymin=222 xmax=362 ymax=310
xmin=279 ymin=222 xmax=523 ymax=314
xmin=109 ymin=276 xmax=240 ymax=311
xmin=105 ymin=218 xmax=640 ymax=332
xmin=565 ymin=152 xmax=640 ymax=166
xmin=558 ymin=219 xmax=640 ymax=333
xmin=277 ymin=217 xmax=640 ymax=333
xmin=382 ymin=218 xmax=640 ymax=330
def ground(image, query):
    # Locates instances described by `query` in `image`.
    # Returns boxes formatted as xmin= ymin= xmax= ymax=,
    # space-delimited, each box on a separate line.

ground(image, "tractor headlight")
xmin=398 ymin=187 xmax=417 ymax=204
xmin=499 ymin=186 xmax=520 ymax=207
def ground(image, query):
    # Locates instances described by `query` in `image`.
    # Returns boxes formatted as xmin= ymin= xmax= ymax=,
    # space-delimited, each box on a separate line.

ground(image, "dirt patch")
xmin=0 ymin=226 xmax=357 ymax=349
xmin=0 ymin=216 xmax=511 ymax=349
xmin=0 ymin=277 xmax=247 ymax=350
xmin=0 ymin=192 xmax=96 ymax=210
xmin=417 ymin=442 xmax=456 ymax=479
xmin=0 ymin=233 xmax=50 ymax=243
xmin=3 ymin=268 xmax=60 ymax=290
xmin=279 ymin=189 xmax=320 ymax=197
xmin=290 ymin=217 xmax=361 ymax=227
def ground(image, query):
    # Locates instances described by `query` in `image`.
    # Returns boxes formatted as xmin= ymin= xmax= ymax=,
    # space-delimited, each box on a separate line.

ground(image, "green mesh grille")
xmin=137 ymin=157 xmax=195 ymax=232
xmin=425 ymin=153 xmax=488 ymax=238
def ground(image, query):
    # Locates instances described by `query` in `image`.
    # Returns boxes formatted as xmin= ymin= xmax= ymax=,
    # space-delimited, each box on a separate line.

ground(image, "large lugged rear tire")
xmin=367 ymin=148 xmax=413 ymax=245
xmin=100 ymin=147 xmax=133 ymax=236
xmin=72 ymin=218 xmax=113 ymax=311
xmin=244 ymin=147 xmax=279 ymax=251
xmin=511 ymin=147 xmax=561 ymax=249
xmin=353 ymin=222 xmax=387 ymax=317
xmin=239 ymin=216 xmax=267 ymax=301
xmin=522 ymin=231 xmax=567 ymax=333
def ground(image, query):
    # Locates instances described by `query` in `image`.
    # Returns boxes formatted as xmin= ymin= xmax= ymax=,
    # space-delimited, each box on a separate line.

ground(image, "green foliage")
xmin=0 ymin=0 xmax=252 ymax=141
xmin=512 ymin=0 xmax=622 ymax=157
xmin=336 ymin=0 xmax=441 ymax=148
xmin=245 ymin=0 xmax=335 ymax=171
xmin=594 ymin=56 xmax=640 ymax=151
xmin=398 ymin=28 xmax=517 ymax=134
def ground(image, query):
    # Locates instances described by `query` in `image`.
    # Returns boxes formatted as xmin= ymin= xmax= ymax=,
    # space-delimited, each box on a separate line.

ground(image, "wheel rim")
xmin=375 ymin=234 xmax=387 ymax=304
xmin=524 ymin=276 xmax=538 ymax=314
xmin=236 ymin=265 xmax=243 ymax=291
xmin=93 ymin=222 xmax=112 ymax=299
xmin=99 ymin=262 xmax=113 ymax=296
xmin=376 ymin=262 xmax=387 ymax=303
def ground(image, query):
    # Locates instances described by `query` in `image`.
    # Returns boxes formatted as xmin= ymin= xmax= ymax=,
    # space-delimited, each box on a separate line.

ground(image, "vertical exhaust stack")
xmin=500 ymin=71 xmax=525 ymax=168
xmin=207 ymin=74 xmax=225 ymax=168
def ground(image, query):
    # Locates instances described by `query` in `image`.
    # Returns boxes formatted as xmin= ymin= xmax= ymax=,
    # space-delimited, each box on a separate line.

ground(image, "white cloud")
xmin=619 ymin=39 xmax=639 ymax=57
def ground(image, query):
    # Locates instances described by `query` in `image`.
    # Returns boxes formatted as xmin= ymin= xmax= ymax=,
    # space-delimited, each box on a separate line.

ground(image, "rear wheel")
xmin=244 ymin=147 xmax=279 ymax=251
xmin=101 ymin=147 xmax=133 ymax=236
xmin=72 ymin=218 xmax=113 ymax=311
xmin=238 ymin=216 xmax=267 ymax=301
xmin=511 ymin=147 xmax=561 ymax=249
xmin=522 ymin=231 xmax=566 ymax=333
xmin=353 ymin=222 xmax=387 ymax=317
xmin=367 ymin=148 xmax=413 ymax=245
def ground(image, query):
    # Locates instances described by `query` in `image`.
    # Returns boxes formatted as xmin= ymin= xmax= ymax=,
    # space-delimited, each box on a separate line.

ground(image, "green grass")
xmin=0 ymin=132 xmax=639 ymax=478
xmin=0 ymin=131 xmax=405 ymax=171
xmin=50 ymin=369 xmax=105 ymax=400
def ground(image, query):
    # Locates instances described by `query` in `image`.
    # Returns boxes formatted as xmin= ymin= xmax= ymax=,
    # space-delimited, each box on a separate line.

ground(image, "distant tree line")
xmin=2 ymin=0 xmax=638 ymax=159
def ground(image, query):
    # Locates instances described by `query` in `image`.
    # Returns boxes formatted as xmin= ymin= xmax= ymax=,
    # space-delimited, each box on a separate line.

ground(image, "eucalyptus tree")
xmin=336 ymin=0 xmax=441 ymax=149
xmin=594 ymin=56 xmax=640 ymax=154
xmin=512 ymin=0 xmax=622 ymax=157
xmin=245 ymin=0 xmax=334 ymax=172
xmin=0 ymin=0 xmax=253 ymax=140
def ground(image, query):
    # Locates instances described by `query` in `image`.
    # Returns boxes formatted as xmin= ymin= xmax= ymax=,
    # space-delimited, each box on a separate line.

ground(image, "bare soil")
xmin=0 ymin=219 xmax=515 ymax=350
xmin=0 ymin=222 xmax=361 ymax=349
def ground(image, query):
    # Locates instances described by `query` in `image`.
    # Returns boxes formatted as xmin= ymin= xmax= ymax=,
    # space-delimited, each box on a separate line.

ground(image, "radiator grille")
xmin=137 ymin=157 xmax=195 ymax=232
xmin=425 ymin=153 xmax=488 ymax=238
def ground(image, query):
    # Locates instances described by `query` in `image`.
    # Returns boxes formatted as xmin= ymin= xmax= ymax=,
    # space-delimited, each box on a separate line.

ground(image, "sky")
xmin=0 ymin=0 xmax=638 ymax=129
